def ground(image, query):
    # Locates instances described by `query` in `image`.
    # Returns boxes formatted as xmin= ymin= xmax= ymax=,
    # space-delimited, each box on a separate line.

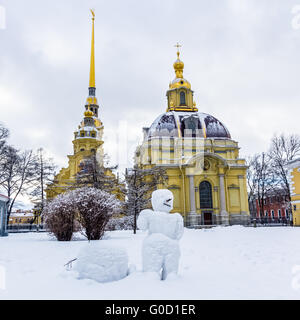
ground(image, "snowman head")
xmin=151 ymin=189 xmax=174 ymax=213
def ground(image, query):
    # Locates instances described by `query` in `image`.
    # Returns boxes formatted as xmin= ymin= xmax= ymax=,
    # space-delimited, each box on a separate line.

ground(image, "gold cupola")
xmin=166 ymin=44 xmax=198 ymax=112
xmin=84 ymin=106 xmax=94 ymax=118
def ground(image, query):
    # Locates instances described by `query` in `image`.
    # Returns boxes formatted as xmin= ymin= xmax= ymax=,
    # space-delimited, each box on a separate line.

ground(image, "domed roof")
xmin=147 ymin=111 xmax=231 ymax=139
xmin=169 ymin=77 xmax=191 ymax=89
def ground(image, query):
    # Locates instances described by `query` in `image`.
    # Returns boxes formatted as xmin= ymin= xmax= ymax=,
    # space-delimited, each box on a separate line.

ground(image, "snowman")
xmin=137 ymin=189 xmax=184 ymax=280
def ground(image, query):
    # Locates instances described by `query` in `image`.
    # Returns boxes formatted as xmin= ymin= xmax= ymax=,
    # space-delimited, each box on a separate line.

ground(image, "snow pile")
xmin=138 ymin=189 xmax=184 ymax=280
xmin=74 ymin=242 xmax=129 ymax=283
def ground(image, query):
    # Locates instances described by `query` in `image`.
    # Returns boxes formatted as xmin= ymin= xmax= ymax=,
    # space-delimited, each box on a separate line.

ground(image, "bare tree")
xmin=75 ymin=153 xmax=121 ymax=193
xmin=268 ymin=134 xmax=300 ymax=202
xmin=0 ymin=147 xmax=37 ymax=223
xmin=247 ymin=153 xmax=277 ymax=220
xmin=246 ymin=156 xmax=258 ymax=219
xmin=0 ymin=123 xmax=9 ymax=154
xmin=30 ymin=148 xmax=56 ymax=223
xmin=125 ymin=166 xmax=168 ymax=234
xmin=0 ymin=124 xmax=9 ymax=183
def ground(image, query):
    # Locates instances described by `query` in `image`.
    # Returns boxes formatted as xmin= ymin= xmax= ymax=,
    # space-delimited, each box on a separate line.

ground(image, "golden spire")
xmin=89 ymin=9 xmax=96 ymax=88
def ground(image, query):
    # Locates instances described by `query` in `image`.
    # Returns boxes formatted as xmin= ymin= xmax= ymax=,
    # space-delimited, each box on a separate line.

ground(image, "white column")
xmin=219 ymin=174 xmax=229 ymax=225
xmin=0 ymin=205 xmax=3 ymax=236
xmin=0 ymin=204 xmax=5 ymax=237
xmin=188 ymin=175 xmax=197 ymax=226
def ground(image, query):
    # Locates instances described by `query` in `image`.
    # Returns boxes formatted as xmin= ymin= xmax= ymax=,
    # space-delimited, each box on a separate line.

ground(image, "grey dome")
xmin=147 ymin=111 xmax=231 ymax=139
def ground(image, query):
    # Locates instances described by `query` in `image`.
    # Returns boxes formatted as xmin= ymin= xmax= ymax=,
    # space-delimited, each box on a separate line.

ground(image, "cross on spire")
xmin=174 ymin=42 xmax=182 ymax=58
xmin=90 ymin=9 xmax=95 ymax=20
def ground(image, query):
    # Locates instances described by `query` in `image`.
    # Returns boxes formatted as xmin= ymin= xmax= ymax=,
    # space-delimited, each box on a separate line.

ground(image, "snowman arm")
xmin=174 ymin=213 xmax=184 ymax=240
xmin=137 ymin=209 xmax=152 ymax=231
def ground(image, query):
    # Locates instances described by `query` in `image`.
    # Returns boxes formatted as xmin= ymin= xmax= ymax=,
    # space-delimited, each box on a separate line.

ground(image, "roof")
xmin=147 ymin=111 xmax=231 ymax=140
xmin=0 ymin=194 xmax=9 ymax=202
xmin=287 ymin=158 xmax=300 ymax=169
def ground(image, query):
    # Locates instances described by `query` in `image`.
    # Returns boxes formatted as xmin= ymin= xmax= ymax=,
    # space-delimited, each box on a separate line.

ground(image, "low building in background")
xmin=249 ymin=191 xmax=291 ymax=224
xmin=9 ymin=210 xmax=35 ymax=225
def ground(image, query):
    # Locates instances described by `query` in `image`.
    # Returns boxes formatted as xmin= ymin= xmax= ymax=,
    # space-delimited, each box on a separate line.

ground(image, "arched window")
xmin=180 ymin=91 xmax=186 ymax=106
xmin=199 ymin=181 xmax=213 ymax=209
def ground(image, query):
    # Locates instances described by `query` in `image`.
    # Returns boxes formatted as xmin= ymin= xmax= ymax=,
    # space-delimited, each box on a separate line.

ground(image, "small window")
xmin=91 ymin=149 xmax=96 ymax=153
xmin=271 ymin=210 xmax=274 ymax=219
xmin=180 ymin=91 xmax=186 ymax=106
xmin=278 ymin=209 xmax=281 ymax=218
xmin=80 ymin=148 xmax=85 ymax=152
xmin=294 ymin=205 xmax=297 ymax=211
xmin=286 ymin=209 xmax=289 ymax=218
xmin=91 ymin=133 xmax=96 ymax=137
xmin=80 ymin=132 xmax=85 ymax=137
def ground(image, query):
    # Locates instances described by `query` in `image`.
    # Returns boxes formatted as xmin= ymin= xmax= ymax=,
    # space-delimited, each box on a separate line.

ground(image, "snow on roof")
xmin=0 ymin=194 xmax=9 ymax=202
xmin=11 ymin=212 xmax=34 ymax=217
xmin=147 ymin=111 xmax=231 ymax=139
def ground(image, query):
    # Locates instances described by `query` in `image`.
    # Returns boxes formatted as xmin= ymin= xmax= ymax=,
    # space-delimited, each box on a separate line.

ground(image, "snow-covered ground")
xmin=1 ymin=226 xmax=300 ymax=300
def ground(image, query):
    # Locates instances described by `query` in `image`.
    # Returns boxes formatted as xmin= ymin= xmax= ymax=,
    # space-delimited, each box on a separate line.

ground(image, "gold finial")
xmin=174 ymin=42 xmax=182 ymax=59
xmin=173 ymin=42 xmax=184 ymax=78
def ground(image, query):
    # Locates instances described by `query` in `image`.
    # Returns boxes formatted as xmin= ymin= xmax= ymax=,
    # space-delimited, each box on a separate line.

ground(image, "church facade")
xmin=46 ymin=11 xmax=112 ymax=199
xmin=135 ymin=48 xmax=250 ymax=226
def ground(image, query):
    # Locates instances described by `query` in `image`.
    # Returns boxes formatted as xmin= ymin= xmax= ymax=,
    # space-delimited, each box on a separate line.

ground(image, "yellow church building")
xmin=135 ymin=46 xmax=250 ymax=226
xmin=287 ymin=159 xmax=300 ymax=226
xmin=46 ymin=11 xmax=114 ymax=199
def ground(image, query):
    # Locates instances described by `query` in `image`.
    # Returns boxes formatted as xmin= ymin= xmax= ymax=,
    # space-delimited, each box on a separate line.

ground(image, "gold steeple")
xmin=86 ymin=9 xmax=99 ymax=117
xmin=89 ymin=9 xmax=96 ymax=89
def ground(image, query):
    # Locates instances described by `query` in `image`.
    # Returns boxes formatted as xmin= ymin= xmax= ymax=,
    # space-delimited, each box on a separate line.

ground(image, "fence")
xmin=7 ymin=224 xmax=48 ymax=233
xmin=250 ymin=217 xmax=292 ymax=227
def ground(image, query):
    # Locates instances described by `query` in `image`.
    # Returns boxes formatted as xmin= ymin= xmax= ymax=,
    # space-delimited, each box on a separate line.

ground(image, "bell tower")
xmin=70 ymin=9 xmax=104 ymax=173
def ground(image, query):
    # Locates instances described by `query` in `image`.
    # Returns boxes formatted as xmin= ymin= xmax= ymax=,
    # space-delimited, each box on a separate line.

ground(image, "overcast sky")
xmin=1 ymin=0 xmax=300 ymax=183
